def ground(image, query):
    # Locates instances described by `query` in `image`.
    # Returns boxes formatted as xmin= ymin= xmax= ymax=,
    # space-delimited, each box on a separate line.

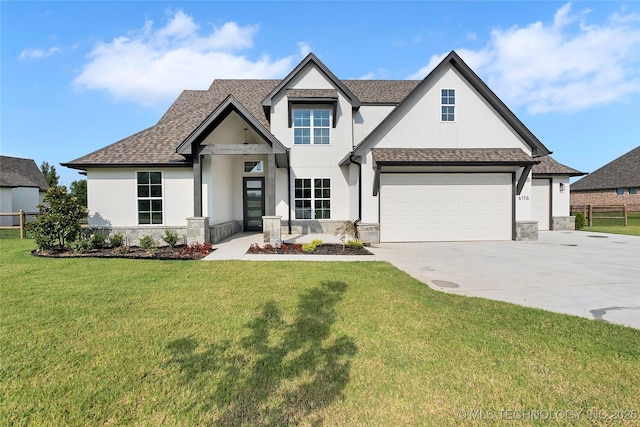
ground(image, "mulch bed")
xmin=32 ymin=245 xmax=214 ymax=260
xmin=247 ymin=243 xmax=372 ymax=256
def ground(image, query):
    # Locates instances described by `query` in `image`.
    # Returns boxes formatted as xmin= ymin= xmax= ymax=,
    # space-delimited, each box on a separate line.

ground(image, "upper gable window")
xmin=293 ymin=109 xmax=331 ymax=145
xmin=441 ymin=89 xmax=455 ymax=122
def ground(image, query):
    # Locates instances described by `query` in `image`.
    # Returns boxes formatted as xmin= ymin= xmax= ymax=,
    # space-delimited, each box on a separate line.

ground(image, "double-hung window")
xmin=293 ymin=109 xmax=331 ymax=145
xmin=294 ymin=178 xmax=331 ymax=219
xmin=441 ymin=89 xmax=455 ymax=122
xmin=137 ymin=171 xmax=163 ymax=224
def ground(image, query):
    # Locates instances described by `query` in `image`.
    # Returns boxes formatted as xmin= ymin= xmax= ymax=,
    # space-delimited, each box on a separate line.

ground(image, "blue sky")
xmin=2 ymin=1 xmax=639 ymax=187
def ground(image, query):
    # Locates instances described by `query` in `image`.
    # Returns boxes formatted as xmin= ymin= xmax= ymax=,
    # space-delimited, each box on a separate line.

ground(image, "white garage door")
xmin=380 ymin=173 xmax=512 ymax=242
xmin=532 ymin=179 xmax=551 ymax=231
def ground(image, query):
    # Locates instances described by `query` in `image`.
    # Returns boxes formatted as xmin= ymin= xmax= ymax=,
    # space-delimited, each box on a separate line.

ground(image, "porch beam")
xmin=266 ymin=153 xmax=276 ymax=216
xmin=193 ymin=145 xmax=203 ymax=217
xmin=200 ymin=144 xmax=284 ymax=156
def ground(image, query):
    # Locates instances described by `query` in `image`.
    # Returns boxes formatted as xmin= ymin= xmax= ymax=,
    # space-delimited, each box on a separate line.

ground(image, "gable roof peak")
xmin=261 ymin=52 xmax=361 ymax=109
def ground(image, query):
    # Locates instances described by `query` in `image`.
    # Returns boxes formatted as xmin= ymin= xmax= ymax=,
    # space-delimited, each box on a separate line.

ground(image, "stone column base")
xmin=263 ymin=216 xmax=282 ymax=247
xmin=552 ymin=216 xmax=575 ymax=231
xmin=515 ymin=221 xmax=538 ymax=241
xmin=186 ymin=217 xmax=210 ymax=244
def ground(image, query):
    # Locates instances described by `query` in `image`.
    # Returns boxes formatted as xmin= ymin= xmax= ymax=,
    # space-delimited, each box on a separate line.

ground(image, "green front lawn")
xmin=2 ymin=237 xmax=639 ymax=426
xmin=582 ymin=212 xmax=640 ymax=236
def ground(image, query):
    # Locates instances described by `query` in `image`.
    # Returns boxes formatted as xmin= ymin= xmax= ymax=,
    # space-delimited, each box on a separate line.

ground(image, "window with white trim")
xmin=294 ymin=178 xmax=331 ymax=219
xmin=441 ymin=89 xmax=455 ymax=122
xmin=244 ymin=161 xmax=263 ymax=174
xmin=293 ymin=109 xmax=331 ymax=145
xmin=137 ymin=171 xmax=163 ymax=224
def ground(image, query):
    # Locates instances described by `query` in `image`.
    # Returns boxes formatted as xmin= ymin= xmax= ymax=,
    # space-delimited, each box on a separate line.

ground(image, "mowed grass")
xmin=2 ymin=236 xmax=639 ymax=426
xmin=582 ymin=212 xmax=640 ymax=236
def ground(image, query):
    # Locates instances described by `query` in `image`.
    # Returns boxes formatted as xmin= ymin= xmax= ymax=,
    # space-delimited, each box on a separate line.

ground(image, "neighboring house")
xmin=0 ymin=156 xmax=49 ymax=226
xmin=570 ymin=146 xmax=640 ymax=212
xmin=63 ymin=51 xmax=581 ymax=244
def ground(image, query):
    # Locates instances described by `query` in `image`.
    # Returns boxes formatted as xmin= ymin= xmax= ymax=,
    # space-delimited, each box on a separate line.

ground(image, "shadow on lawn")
xmin=166 ymin=281 xmax=357 ymax=426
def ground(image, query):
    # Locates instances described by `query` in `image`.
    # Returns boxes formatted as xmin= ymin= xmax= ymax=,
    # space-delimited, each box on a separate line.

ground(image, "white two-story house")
xmin=63 ymin=51 xmax=582 ymax=245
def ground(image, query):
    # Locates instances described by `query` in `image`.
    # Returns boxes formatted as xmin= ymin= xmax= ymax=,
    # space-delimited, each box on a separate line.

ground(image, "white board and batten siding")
xmin=380 ymin=173 xmax=512 ymax=242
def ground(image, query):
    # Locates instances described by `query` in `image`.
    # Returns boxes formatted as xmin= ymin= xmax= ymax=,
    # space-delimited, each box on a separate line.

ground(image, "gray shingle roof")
xmin=532 ymin=155 xmax=584 ymax=176
xmin=371 ymin=148 xmax=538 ymax=165
xmin=571 ymin=146 xmax=640 ymax=191
xmin=0 ymin=156 xmax=49 ymax=191
xmin=64 ymin=77 xmax=423 ymax=167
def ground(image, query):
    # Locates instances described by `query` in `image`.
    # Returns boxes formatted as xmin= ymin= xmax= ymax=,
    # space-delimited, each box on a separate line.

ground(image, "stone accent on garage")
xmin=552 ymin=216 xmax=575 ymax=231
xmin=516 ymin=221 xmax=538 ymax=241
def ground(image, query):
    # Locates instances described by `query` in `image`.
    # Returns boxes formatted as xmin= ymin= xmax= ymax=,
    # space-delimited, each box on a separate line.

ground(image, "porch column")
xmin=192 ymin=144 xmax=202 ymax=217
xmin=265 ymin=153 xmax=276 ymax=216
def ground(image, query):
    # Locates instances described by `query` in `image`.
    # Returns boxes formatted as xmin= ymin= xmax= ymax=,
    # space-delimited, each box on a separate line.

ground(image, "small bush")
xmin=311 ymin=239 xmax=324 ymax=247
xmin=70 ymin=238 xmax=92 ymax=253
xmin=114 ymin=246 xmax=130 ymax=255
xmin=302 ymin=243 xmax=317 ymax=253
xmin=139 ymin=235 xmax=157 ymax=254
xmin=109 ymin=232 xmax=125 ymax=248
xmin=90 ymin=229 xmax=107 ymax=249
xmin=346 ymin=240 xmax=364 ymax=249
xmin=162 ymin=229 xmax=180 ymax=247
xmin=575 ymin=212 xmax=586 ymax=230
xmin=178 ymin=242 xmax=212 ymax=257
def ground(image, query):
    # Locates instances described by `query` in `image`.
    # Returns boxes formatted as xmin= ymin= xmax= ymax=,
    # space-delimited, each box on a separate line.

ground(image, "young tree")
xmin=40 ymin=161 xmax=60 ymax=188
xmin=70 ymin=179 xmax=88 ymax=207
xmin=26 ymin=186 xmax=86 ymax=250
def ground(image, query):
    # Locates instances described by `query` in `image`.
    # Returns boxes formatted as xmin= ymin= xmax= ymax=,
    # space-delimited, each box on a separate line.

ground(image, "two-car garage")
xmin=379 ymin=173 xmax=513 ymax=242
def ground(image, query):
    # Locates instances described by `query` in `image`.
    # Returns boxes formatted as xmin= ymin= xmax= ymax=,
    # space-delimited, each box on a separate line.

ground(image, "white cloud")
xmin=74 ymin=11 xmax=302 ymax=106
xmin=19 ymin=47 xmax=61 ymax=60
xmin=410 ymin=3 xmax=640 ymax=114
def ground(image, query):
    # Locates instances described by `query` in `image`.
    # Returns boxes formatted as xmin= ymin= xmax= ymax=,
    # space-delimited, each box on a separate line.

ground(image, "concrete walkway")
xmin=204 ymin=230 xmax=640 ymax=329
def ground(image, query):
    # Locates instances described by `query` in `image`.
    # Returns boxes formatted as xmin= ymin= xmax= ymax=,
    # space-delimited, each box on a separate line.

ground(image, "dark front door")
xmin=243 ymin=177 xmax=265 ymax=231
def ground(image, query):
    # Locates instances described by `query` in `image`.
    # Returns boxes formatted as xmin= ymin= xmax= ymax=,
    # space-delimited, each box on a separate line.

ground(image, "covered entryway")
xmin=380 ymin=173 xmax=512 ymax=242
xmin=532 ymin=179 xmax=551 ymax=231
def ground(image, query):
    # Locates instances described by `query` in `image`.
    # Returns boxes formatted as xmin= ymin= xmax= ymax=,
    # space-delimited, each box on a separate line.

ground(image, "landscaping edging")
xmin=31 ymin=245 xmax=214 ymax=260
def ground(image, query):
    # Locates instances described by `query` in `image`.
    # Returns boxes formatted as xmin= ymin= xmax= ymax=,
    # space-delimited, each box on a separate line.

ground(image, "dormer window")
xmin=293 ymin=109 xmax=331 ymax=145
xmin=441 ymin=89 xmax=455 ymax=122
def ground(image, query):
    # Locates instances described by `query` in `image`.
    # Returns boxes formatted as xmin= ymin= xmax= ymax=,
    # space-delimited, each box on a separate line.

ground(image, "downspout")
xmin=348 ymin=152 xmax=362 ymax=225
xmin=287 ymin=151 xmax=292 ymax=234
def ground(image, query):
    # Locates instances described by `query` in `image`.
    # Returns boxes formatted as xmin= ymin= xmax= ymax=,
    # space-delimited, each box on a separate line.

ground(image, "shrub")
xmin=90 ymin=229 xmax=107 ymax=249
xmin=178 ymin=242 xmax=212 ymax=257
xmin=139 ymin=235 xmax=157 ymax=254
xmin=346 ymin=240 xmax=364 ymax=249
xmin=334 ymin=220 xmax=359 ymax=248
xmin=70 ymin=238 xmax=92 ymax=253
xmin=26 ymin=186 xmax=86 ymax=250
xmin=162 ymin=229 xmax=180 ymax=247
xmin=109 ymin=232 xmax=125 ymax=248
xmin=311 ymin=239 xmax=324 ymax=247
xmin=114 ymin=246 xmax=130 ymax=256
xmin=302 ymin=243 xmax=317 ymax=253
xmin=575 ymin=212 xmax=586 ymax=230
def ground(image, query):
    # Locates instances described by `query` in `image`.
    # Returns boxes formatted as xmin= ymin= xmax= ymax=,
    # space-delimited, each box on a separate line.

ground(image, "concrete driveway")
xmin=368 ymin=231 xmax=640 ymax=329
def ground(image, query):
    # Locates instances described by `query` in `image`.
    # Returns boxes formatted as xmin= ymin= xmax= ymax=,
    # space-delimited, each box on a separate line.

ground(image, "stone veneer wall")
xmin=552 ymin=216 xmax=575 ymax=231
xmin=209 ymin=220 xmax=242 ymax=243
xmin=571 ymin=190 xmax=640 ymax=211
xmin=92 ymin=219 xmax=241 ymax=246
xmin=101 ymin=226 xmax=188 ymax=247
xmin=515 ymin=221 xmax=538 ymax=241
xmin=281 ymin=220 xmax=381 ymax=245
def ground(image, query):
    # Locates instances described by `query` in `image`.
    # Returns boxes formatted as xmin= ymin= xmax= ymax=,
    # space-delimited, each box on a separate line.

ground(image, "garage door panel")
xmin=532 ymin=179 xmax=550 ymax=231
xmin=380 ymin=173 xmax=512 ymax=242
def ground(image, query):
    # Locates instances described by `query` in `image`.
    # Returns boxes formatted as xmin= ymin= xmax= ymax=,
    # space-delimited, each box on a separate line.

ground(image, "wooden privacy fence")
xmin=571 ymin=204 xmax=628 ymax=227
xmin=0 ymin=210 xmax=40 ymax=238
